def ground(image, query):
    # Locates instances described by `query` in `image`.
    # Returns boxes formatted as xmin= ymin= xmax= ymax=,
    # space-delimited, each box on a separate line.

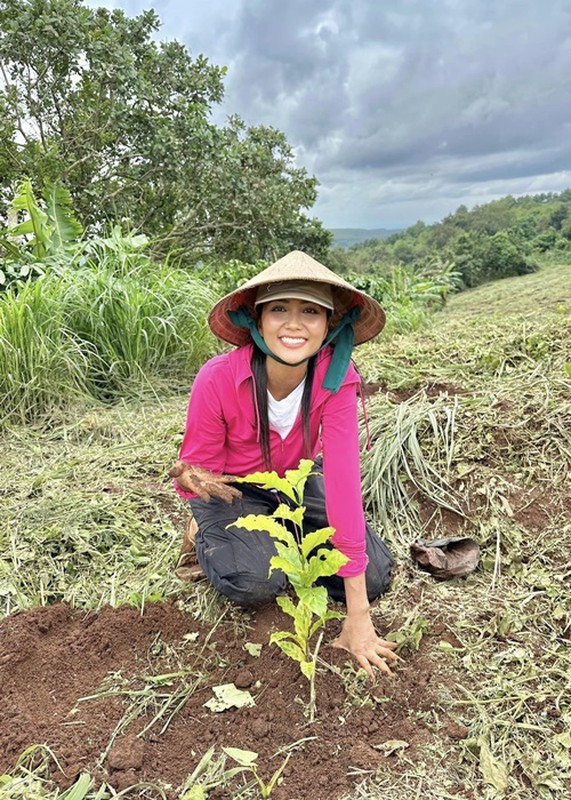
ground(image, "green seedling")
xmin=233 ymin=459 xmax=348 ymax=721
xmin=223 ymin=747 xmax=291 ymax=798
xmin=386 ymin=615 xmax=430 ymax=654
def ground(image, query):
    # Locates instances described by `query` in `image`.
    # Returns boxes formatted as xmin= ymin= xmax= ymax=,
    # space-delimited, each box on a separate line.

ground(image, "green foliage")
xmin=0 ymin=0 xmax=329 ymax=262
xmin=222 ymin=747 xmax=291 ymax=798
xmin=343 ymin=261 xmax=461 ymax=334
xmin=234 ymin=460 xmax=347 ymax=718
xmin=336 ymin=191 xmax=571 ymax=292
xmin=450 ymin=230 xmax=538 ymax=288
xmin=0 ymin=277 xmax=90 ymax=423
xmin=207 ymin=259 xmax=266 ymax=297
xmin=386 ymin=616 xmax=430 ymax=653
xmin=0 ymin=178 xmax=83 ymax=289
xmin=0 ymin=230 xmax=218 ymax=425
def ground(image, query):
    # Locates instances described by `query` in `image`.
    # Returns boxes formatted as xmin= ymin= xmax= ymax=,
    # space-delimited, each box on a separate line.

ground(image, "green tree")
xmin=0 ymin=0 xmax=328 ymax=261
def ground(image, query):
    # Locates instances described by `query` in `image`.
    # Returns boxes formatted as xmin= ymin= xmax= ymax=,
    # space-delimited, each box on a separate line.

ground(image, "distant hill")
xmin=330 ymin=227 xmax=402 ymax=248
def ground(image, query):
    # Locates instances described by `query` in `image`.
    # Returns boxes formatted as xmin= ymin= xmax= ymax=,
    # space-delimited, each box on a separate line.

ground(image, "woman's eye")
xmin=269 ymin=304 xmax=286 ymax=312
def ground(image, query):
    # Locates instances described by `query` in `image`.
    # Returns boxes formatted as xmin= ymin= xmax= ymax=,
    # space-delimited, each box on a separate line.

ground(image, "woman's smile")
xmin=280 ymin=335 xmax=308 ymax=347
xmin=258 ymin=298 xmax=329 ymax=363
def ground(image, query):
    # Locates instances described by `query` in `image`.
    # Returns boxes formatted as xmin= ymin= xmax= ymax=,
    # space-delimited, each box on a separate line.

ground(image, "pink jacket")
xmin=175 ymin=344 xmax=368 ymax=577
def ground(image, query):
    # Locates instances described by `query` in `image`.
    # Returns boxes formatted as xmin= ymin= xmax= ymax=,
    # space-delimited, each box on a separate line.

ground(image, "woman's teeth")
xmin=281 ymin=337 xmax=306 ymax=345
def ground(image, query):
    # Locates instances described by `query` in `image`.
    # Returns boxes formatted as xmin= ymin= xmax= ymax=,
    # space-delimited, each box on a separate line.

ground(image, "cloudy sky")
xmin=93 ymin=0 xmax=571 ymax=230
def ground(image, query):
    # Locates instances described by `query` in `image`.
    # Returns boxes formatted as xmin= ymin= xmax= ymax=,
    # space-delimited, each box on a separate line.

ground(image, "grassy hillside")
xmin=0 ymin=263 xmax=569 ymax=799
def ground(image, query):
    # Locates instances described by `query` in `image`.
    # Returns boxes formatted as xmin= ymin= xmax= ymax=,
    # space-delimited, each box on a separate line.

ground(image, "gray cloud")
xmin=91 ymin=0 xmax=571 ymax=227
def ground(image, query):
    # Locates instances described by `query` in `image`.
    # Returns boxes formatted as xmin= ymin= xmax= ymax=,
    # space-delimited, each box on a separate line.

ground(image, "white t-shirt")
xmin=267 ymin=379 xmax=305 ymax=440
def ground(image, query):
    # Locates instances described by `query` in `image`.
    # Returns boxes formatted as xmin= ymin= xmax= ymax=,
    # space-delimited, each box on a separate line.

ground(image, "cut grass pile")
xmin=0 ymin=261 xmax=569 ymax=799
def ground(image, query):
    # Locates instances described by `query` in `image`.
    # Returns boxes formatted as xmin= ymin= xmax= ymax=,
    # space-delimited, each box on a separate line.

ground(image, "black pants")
xmin=189 ymin=468 xmax=393 ymax=607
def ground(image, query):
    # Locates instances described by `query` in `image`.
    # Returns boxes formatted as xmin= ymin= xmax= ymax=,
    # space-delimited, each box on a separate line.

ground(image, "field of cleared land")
xmin=0 ymin=262 xmax=569 ymax=800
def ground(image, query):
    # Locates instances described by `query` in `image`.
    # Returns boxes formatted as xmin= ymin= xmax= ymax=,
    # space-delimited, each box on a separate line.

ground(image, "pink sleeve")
xmin=175 ymin=363 xmax=228 ymax=497
xmin=320 ymin=382 xmax=368 ymax=577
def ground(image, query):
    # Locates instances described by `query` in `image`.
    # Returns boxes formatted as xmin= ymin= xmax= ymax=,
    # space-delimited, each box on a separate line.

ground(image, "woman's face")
xmin=258 ymin=298 xmax=329 ymax=364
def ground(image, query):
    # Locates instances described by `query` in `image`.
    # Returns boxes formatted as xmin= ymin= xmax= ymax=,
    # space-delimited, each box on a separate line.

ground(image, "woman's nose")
xmin=284 ymin=310 xmax=303 ymax=328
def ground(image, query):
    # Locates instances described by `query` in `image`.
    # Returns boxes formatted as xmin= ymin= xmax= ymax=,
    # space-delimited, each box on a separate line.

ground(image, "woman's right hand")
xmin=169 ymin=462 xmax=242 ymax=503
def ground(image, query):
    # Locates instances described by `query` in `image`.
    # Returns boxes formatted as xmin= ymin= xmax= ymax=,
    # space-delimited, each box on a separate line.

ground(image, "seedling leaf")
xmin=284 ymin=458 xmax=315 ymax=501
xmin=297 ymin=585 xmax=328 ymax=618
xmin=237 ymin=471 xmax=297 ymax=501
xmin=270 ymin=630 xmax=298 ymax=644
xmin=272 ymin=639 xmax=306 ymax=663
xmin=274 ymin=540 xmax=303 ymax=570
xmin=223 ymin=747 xmax=259 ymax=767
xmin=309 ymin=609 xmax=343 ymax=638
xmin=293 ymin=601 xmax=312 ymax=642
xmin=270 ymin=555 xmax=302 ymax=576
xmin=300 ymin=526 xmax=336 ymax=558
xmin=274 ymin=503 xmax=305 ymax=528
xmin=233 ymin=515 xmax=295 ymax=547
xmin=276 ymin=594 xmax=298 ymax=619
xmin=306 ymin=548 xmax=349 ymax=582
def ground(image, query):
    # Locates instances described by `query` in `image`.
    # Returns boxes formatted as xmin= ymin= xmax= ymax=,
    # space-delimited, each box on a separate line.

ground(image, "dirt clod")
xmin=251 ymin=717 xmax=270 ymax=738
xmin=446 ymin=721 xmax=470 ymax=739
xmin=107 ymin=735 xmax=145 ymax=771
xmin=235 ymin=668 xmax=254 ymax=688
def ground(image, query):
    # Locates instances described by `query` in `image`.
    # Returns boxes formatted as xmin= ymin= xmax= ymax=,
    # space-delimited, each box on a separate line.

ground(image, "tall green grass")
xmin=0 ymin=279 xmax=90 ymax=424
xmin=63 ymin=261 xmax=217 ymax=400
xmin=0 ymin=261 xmax=219 ymax=425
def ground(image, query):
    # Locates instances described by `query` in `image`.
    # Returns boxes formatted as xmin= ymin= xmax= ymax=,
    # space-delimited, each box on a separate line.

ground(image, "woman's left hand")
xmin=332 ymin=610 xmax=400 ymax=679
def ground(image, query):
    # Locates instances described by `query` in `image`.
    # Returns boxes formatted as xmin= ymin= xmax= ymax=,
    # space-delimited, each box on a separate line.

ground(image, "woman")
xmin=170 ymin=250 xmax=398 ymax=677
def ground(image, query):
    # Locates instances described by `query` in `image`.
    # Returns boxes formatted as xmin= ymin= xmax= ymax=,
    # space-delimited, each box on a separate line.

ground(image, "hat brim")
xmin=207 ymin=251 xmax=386 ymax=346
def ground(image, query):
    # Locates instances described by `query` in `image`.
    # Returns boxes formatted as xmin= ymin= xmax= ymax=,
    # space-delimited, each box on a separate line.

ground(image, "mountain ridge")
xmin=329 ymin=227 xmax=403 ymax=248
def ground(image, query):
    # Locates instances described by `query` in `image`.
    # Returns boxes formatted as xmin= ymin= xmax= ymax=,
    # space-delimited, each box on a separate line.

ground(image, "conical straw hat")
xmin=208 ymin=250 xmax=386 ymax=346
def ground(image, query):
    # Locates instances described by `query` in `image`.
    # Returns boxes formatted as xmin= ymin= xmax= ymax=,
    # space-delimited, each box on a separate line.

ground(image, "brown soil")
xmin=362 ymin=381 xmax=465 ymax=402
xmin=0 ymin=598 xmax=465 ymax=800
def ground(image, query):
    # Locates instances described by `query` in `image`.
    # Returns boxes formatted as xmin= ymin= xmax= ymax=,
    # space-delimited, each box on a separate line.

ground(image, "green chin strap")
xmin=227 ymin=305 xmax=360 ymax=393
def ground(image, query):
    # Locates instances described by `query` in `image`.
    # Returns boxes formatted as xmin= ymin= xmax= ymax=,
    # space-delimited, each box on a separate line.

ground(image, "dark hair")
xmin=251 ymin=345 xmax=316 ymax=469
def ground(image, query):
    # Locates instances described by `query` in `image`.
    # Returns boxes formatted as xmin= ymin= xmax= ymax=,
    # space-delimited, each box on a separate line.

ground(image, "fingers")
xmin=218 ymin=485 xmax=243 ymax=503
xmin=356 ymin=654 xmax=375 ymax=680
xmin=168 ymin=460 xmax=186 ymax=478
xmin=359 ymin=654 xmax=394 ymax=679
xmin=172 ymin=471 xmax=211 ymax=499
xmin=379 ymin=647 xmax=402 ymax=663
xmin=332 ymin=637 xmax=399 ymax=679
xmin=193 ymin=484 xmax=212 ymax=503
xmin=201 ymin=480 xmax=242 ymax=504
xmin=169 ymin=463 xmax=242 ymax=503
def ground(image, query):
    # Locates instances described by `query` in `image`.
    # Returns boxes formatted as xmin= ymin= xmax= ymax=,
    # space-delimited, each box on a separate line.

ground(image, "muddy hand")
xmin=333 ymin=611 xmax=402 ymax=679
xmin=169 ymin=461 xmax=242 ymax=503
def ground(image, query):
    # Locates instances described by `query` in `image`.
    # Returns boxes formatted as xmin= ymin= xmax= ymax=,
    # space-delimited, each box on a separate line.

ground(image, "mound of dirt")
xmin=0 ymin=599 xmax=462 ymax=799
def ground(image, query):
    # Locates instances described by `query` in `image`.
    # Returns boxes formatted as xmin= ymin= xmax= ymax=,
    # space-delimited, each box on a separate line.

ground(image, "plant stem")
xmin=308 ymin=630 xmax=324 ymax=723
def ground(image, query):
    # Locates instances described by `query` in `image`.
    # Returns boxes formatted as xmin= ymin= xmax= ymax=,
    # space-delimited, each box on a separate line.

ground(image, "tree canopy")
xmin=0 ymin=0 xmax=331 ymax=261
xmin=331 ymin=191 xmax=571 ymax=287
